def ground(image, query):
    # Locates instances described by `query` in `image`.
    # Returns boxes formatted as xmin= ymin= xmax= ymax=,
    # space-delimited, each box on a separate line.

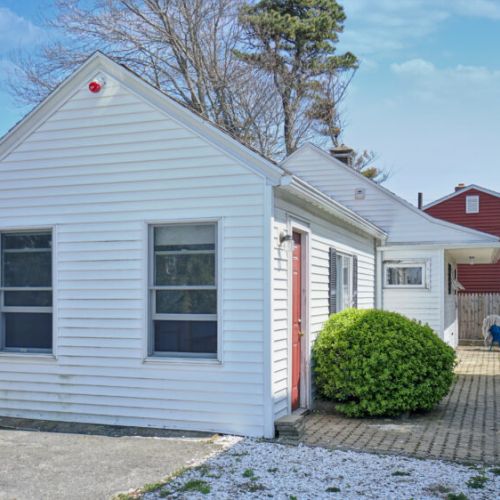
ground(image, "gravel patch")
xmin=143 ymin=437 xmax=499 ymax=500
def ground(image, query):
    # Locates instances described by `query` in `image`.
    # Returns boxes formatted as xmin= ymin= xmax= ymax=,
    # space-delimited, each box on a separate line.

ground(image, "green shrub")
xmin=312 ymin=309 xmax=456 ymax=417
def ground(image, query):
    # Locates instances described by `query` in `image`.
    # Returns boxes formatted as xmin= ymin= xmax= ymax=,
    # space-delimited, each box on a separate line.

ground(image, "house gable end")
xmin=282 ymin=144 xmax=499 ymax=245
xmin=0 ymin=52 xmax=283 ymax=184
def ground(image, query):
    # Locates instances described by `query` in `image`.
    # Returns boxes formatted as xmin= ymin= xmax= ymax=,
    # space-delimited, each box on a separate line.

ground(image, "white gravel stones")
xmin=144 ymin=437 xmax=499 ymax=499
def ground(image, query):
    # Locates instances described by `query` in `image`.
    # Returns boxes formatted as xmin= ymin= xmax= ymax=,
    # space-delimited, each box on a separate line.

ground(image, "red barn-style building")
xmin=425 ymin=184 xmax=500 ymax=293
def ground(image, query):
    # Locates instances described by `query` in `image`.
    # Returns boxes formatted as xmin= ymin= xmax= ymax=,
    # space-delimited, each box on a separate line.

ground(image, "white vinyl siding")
xmin=272 ymin=191 xmax=376 ymax=419
xmin=381 ymin=248 xmax=442 ymax=335
xmin=283 ymin=146 xmax=492 ymax=244
xmin=0 ymin=73 xmax=268 ymax=436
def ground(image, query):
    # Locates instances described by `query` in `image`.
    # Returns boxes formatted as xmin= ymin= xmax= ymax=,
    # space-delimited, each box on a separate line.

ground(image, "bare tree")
xmin=8 ymin=0 xmax=284 ymax=157
xmin=7 ymin=0 xmax=366 ymax=164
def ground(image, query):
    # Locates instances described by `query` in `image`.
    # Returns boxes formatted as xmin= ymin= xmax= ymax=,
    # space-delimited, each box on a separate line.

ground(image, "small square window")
xmin=466 ymin=195 xmax=479 ymax=214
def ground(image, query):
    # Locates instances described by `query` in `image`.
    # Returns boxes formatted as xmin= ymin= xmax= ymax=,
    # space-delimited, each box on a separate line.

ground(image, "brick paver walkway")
xmin=303 ymin=347 xmax=499 ymax=464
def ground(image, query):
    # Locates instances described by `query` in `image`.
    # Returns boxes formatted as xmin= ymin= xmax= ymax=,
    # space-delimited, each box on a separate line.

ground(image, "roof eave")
xmin=279 ymin=175 xmax=387 ymax=240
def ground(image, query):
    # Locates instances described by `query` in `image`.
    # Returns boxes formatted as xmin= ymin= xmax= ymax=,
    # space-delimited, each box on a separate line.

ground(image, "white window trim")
xmin=146 ymin=219 xmax=222 ymax=361
xmin=0 ymin=228 xmax=54 ymax=354
xmin=466 ymin=195 xmax=480 ymax=214
xmin=336 ymin=252 xmax=355 ymax=311
xmin=383 ymin=260 xmax=429 ymax=289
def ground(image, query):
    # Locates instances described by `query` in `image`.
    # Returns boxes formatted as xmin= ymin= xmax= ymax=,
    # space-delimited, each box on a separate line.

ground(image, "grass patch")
xmin=446 ymin=493 xmax=468 ymax=500
xmin=426 ymin=484 xmax=451 ymax=495
xmin=391 ymin=470 xmax=411 ymax=477
xmin=490 ymin=467 xmax=500 ymax=475
xmin=112 ymin=465 xmax=189 ymax=500
xmin=240 ymin=481 xmax=266 ymax=493
xmin=267 ymin=467 xmax=279 ymax=473
xmin=142 ymin=482 xmax=164 ymax=493
xmin=326 ymin=486 xmax=341 ymax=493
xmin=179 ymin=479 xmax=211 ymax=494
xmin=466 ymin=475 xmax=488 ymax=489
xmin=242 ymin=468 xmax=256 ymax=479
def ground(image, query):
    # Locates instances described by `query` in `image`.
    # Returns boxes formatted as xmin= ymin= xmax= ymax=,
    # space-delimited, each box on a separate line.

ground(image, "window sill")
xmin=0 ymin=352 xmax=56 ymax=362
xmin=143 ymin=356 xmax=222 ymax=366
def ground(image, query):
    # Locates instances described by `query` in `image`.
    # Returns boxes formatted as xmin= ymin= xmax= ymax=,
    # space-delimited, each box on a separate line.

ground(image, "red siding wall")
xmin=425 ymin=188 xmax=500 ymax=293
xmin=425 ymin=189 xmax=500 ymax=236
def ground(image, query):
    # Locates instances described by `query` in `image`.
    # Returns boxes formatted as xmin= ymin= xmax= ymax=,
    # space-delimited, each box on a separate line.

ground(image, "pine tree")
xmin=236 ymin=0 xmax=358 ymax=155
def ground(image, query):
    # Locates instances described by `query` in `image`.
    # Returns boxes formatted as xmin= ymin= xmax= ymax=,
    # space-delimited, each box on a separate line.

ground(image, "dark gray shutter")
xmin=329 ymin=248 xmax=337 ymax=315
xmin=352 ymin=255 xmax=358 ymax=309
xmin=448 ymin=263 xmax=452 ymax=295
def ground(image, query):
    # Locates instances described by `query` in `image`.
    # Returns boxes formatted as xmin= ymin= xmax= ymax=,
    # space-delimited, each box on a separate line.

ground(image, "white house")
xmin=0 ymin=53 xmax=498 ymax=438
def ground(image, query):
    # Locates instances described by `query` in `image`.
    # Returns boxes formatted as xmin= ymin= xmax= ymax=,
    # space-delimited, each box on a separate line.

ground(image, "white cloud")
xmin=340 ymin=0 xmax=500 ymax=57
xmin=0 ymin=7 xmax=43 ymax=54
xmin=453 ymin=0 xmax=500 ymax=20
xmin=391 ymin=59 xmax=436 ymax=76
xmin=390 ymin=57 xmax=500 ymax=102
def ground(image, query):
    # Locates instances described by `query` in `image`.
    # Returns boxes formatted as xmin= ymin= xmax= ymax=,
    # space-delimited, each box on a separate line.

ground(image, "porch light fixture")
xmin=279 ymin=231 xmax=294 ymax=252
xmin=279 ymin=232 xmax=292 ymax=245
xmin=469 ymin=256 xmax=475 ymax=266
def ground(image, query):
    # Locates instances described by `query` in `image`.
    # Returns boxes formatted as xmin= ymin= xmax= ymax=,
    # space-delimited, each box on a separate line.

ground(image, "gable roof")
xmin=0 ymin=51 xmax=285 ymax=183
xmin=0 ymin=52 xmax=387 ymax=241
xmin=282 ymin=143 xmax=500 ymax=244
xmin=423 ymin=184 xmax=500 ymax=210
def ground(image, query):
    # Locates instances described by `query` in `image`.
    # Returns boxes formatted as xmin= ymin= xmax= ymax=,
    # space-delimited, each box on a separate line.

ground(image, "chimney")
xmin=418 ymin=192 xmax=423 ymax=209
xmin=455 ymin=183 xmax=466 ymax=192
xmin=330 ymin=144 xmax=355 ymax=167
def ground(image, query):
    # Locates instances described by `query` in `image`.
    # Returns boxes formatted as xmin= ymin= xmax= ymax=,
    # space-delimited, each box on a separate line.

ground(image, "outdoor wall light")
xmin=469 ymin=256 xmax=476 ymax=266
xmin=279 ymin=232 xmax=292 ymax=244
xmin=279 ymin=231 xmax=294 ymax=253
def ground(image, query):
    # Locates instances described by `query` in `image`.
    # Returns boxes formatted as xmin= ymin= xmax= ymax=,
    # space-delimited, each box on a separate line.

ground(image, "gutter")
xmin=278 ymin=175 xmax=387 ymax=240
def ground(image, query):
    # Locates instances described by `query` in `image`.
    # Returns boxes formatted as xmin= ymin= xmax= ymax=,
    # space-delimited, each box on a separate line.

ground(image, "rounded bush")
xmin=312 ymin=309 xmax=456 ymax=417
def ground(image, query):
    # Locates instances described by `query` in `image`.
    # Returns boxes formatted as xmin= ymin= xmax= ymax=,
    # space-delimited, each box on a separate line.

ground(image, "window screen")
xmin=1 ymin=232 xmax=53 ymax=352
xmin=150 ymin=224 xmax=217 ymax=357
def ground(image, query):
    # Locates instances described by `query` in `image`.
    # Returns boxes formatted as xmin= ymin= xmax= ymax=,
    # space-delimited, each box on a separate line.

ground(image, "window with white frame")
xmin=466 ymin=195 xmax=480 ymax=214
xmin=150 ymin=223 xmax=217 ymax=357
xmin=384 ymin=260 xmax=427 ymax=288
xmin=337 ymin=253 xmax=354 ymax=311
xmin=0 ymin=231 xmax=53 ymax=352
xmin=329 ymin=249 xmax=358 ymax=314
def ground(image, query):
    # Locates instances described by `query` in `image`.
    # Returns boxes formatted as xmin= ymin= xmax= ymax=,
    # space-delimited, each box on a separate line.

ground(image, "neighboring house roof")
xmin=423 ymin=184 xmax=500 ymax=210
xmin=0 ymin=52 xmax=386 ymax=241
xmin=282 ymin=143 xmax=500 ymax=246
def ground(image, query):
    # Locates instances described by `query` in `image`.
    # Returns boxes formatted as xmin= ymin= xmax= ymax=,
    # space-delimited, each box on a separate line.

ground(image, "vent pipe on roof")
xmin=418 ymin=192 xmax=423 ymax=209
xmin=330 ymin=144 xmax=355 ymax=167
xmin=455 ymin=183 xmax=466 ymax=192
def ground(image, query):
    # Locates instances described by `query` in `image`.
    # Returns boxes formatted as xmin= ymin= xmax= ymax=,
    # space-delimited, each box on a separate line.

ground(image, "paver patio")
xmin=302 ymin=347 xmax=499 ymax=464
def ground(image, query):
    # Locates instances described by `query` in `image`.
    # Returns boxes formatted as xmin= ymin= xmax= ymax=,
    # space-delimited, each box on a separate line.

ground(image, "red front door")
xmin=291 ymin=231 xmax=302 ymax=411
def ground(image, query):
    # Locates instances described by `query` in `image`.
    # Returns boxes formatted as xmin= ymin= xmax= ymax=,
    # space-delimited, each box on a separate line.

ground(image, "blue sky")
xmin=0 ymin=0 xmax=499 ymax=205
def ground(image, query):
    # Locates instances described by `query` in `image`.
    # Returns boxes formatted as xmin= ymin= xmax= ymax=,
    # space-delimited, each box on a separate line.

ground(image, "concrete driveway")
xmin=0 ymin=420 xmax=222 ymax=500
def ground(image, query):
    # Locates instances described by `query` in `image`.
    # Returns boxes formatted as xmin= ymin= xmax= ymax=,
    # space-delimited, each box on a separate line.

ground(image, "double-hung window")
xmin=0 ymin=231 xmax=53 ymax=352
xmin=150 ymin=223 xmax=218 ymax=358
xmin=337 ymin=253 xmax=354 ymax=312
xmin=466 ymin=195 xmax=479 ymax=214
xmin=329 ymin=248 xmax=358 ymax=314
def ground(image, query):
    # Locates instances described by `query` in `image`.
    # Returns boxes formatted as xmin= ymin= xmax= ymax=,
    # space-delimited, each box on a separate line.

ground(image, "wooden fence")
xmin=458 ymin=293 xmax=500 ymax=343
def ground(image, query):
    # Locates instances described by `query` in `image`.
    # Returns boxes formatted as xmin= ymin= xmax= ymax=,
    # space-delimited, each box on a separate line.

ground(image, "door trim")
xmin=287 ymin=217 xmax=311 ymax=412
